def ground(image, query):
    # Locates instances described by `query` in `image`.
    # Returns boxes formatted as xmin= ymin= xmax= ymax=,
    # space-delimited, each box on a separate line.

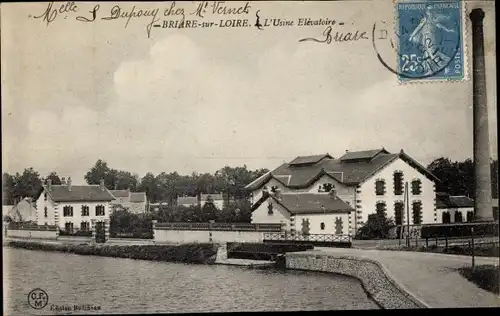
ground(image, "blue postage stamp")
xmin=396 ymin=0 xmax=464 ymax=82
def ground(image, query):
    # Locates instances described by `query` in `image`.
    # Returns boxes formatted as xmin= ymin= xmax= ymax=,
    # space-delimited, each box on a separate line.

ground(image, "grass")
xmin=376 ymin=243 xmax=499 ymax=257
xmin=458 ymin=265 xmax=499 ymax=295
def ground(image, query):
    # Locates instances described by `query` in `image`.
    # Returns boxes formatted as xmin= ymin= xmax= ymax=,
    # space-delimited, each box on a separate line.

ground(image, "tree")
xmin=45 ymin=172 xmax=62 ymax=185
xmin=84 ymin=159 xmax=115 ymax=189
xmin=355 ymin=213 xmax=395 ymax=240
xmin=138 ymin=172 xmax=160 ymax=203
xmin=13 ymin=168 xmax=42 ymax=201
xmin=2 ymin=173 xmax=16 ymax=205
xmin=201 ymin=201 xmax=218 ymax=222
xmin=113 ymin=170 xmax=139 ymax=190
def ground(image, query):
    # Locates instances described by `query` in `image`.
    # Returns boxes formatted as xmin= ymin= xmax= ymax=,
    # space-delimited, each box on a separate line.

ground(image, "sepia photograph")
xmin=1 ymin=0 xmax=498 ymax=314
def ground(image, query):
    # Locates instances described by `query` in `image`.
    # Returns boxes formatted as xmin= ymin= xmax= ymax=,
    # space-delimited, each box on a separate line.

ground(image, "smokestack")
xmin=470 ymin=8 xmax=493 ymax=221
xmin=67 ymin=177 xmax=72 ymax=191
xmin=47 ymin=179 xmax=52 ymax=192
xmin=100 ymin=179 xmax=105 ymax=191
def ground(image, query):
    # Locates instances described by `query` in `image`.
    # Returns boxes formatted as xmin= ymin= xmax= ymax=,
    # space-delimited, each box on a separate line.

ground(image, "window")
xmin=64 ymin=222 xmax=74 ymax=233
xmin=411 ymin=179 xmax=422 ymax=195
xmin=95 ymin=205 xmax=105 ymax=216
xmin=412 ymin=201 xmax=422 ymax=224
xmin=81 ymin=205 xmax=90 ymax=216
xmin=81 ymin=221 xmax=90 ymax=231
xmin=454 ymin=211 xmax=463 ymax=223
xmin=466 ymin=211 xmax=474 ymax=222
xmin=63 ymin=206 xmax=73 ymax=217
xmin=320 ymin=222 xmax=325 ymax=230
xmin=442 ymin=212 xmax=451 ymax=224
xmin=376 ymin=202 xmax=386 ymax=217
xmin=334 ymin=217 xmax=343 ymax=234
xmin=271 ymin=186 xmax=278 ymax=193
xmin=394 ymin=202 xmax=404 ymax=225
xmin=375 ymin=180 xmax=386 ymax=196
xmin=44 ymin=206 xmax=48 ymax=218
xmin=394 ymin=172 xmax=404 ymax=195
xmin=44 ymin=193 xmax=47 ymax=201
xmin=267 ymin=203 xmax=274 ymax=215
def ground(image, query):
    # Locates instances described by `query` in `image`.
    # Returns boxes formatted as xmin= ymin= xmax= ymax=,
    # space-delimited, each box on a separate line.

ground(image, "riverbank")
xmin=286 ymin=247 xmax=500 ymax=308
xmin=4 ymin=240 xmax=219 ymax=264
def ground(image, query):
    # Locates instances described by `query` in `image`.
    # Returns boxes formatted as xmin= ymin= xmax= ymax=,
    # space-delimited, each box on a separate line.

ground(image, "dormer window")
xmin=323 ymin=183 xmax=334 ymax=192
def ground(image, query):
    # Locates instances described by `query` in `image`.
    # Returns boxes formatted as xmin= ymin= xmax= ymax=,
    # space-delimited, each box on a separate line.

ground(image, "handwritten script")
xmin=299 ymin=26 xmax=369 ymax=44
xmin=32 ymin=1 xmax=252 ymax=38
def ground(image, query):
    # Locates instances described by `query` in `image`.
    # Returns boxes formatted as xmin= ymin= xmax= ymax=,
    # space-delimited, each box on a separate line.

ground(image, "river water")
xmin=3 ymin=248 xmax=379 ymax=314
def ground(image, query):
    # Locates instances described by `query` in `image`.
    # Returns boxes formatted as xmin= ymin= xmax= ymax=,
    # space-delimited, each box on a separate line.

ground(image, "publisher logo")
xmin=28 ymin=288 xmax=49 ymax=309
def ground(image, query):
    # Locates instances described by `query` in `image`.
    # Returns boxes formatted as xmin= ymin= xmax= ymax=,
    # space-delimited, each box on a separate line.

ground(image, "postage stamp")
xmin=396 ymin=0 xmax=465 ymax=82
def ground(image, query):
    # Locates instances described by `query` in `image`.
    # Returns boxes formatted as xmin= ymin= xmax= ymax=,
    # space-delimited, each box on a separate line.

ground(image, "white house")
xmin=251 ymin=189 xmax=353 ymax=235
xmin=246 ymin=148 xmax=440 ymax=236
xmin=35 ymin=178 xmax=115 ymax=232
xmin=109 ymin=189 xmax=148 ymax=214
xmin=436 ymin=193 xmax=475 ymax=223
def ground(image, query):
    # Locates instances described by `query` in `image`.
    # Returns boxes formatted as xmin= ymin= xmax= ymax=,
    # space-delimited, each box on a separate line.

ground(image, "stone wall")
xmin=6 ymin=229 xmax=58 ymax=240
xmin=285 ymin=252 xmax=427 ymax=309
xmin=154 ymin=229 xmax=263 ymax=243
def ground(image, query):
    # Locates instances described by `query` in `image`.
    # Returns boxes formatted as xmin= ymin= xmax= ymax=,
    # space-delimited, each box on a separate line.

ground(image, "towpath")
xmin=298 ymin=247 xmax=500 ymax=308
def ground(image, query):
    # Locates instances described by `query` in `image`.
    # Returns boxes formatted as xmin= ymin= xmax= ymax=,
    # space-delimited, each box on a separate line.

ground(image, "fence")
xmin=394 ymin=221 xmax=499 ymax=248
xmin=153 ymin=222 xmax=284 ymax=232
xmin=263 ymin=232 xmax=352 ymax=247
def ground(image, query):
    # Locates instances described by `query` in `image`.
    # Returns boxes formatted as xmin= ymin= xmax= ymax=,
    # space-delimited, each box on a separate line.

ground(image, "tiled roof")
xmin=245 ymin=148 xmax=438 ymax=190
xmin=340 ymin=149 xmax=389 ymax=161
xmin=43 ymin=185 xmax=115 ymax=202
xmin=130 ymin=192 xmax=146 ymax=203
xmin=110 ymin=190 xmax=130 ymax=198
xmin=289 ymin=154 xmax=332 ymax=166
xmin=177 ymin=196 xmax=198 ymax=205
xmin=436 ymin=195 xmax=474 ymax=209
xmin=268 ymin=193 xmax=353 ymax=215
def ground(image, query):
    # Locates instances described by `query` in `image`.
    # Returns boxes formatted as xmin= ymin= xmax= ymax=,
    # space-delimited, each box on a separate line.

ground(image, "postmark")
xmin=27 ymin=288 xmax=49 ymax=309
xmin=396 ymin=0 xmax=464 ymax=82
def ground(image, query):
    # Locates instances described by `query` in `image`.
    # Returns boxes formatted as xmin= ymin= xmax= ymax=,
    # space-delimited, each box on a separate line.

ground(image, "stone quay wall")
xmin=285 ymin=252 xmax=428 ymax=309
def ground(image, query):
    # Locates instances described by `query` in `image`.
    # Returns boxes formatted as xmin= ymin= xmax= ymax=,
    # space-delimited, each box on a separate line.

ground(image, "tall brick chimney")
xmin=47 ymin=179 xmax=52 ymax=192
xmin=100 ymin=179 xmax=105 ymax=191
xmin=470 ymin=8 xmax=493 ymax=221
xmin=67 ymin=177 xmax=72 ymax=191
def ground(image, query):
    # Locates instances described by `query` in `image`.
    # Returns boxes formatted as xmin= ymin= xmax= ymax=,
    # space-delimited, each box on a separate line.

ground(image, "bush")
xmin=355 ymin=213 xmax=395 ymax=240
xmin=458 ymin=265 xmax=499 ymax=294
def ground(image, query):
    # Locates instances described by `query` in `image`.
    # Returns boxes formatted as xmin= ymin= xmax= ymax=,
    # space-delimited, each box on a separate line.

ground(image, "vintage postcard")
xmin=2 ymin=0 xmax=498 ymax=314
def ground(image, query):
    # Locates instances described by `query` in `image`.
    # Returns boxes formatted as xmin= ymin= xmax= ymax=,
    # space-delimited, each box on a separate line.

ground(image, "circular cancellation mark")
xmin=371 ymin=5 xmax=462 ymax=81
xmin=28 ymin=288 xmax=49 ymax=310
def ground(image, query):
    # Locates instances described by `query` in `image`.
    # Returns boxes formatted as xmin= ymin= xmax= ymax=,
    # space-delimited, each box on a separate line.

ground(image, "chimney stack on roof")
xmin=67 ymin=177 xmax=72 ymax=191
xmin=100 ymin=179 xmax=105 ymax=191
xmin=345 ymin=149 xmax=349 ymax=153
xmin=329 ymin=187 xmax=337 ymax=199
xmin=61 ymin=177 xmax=66 ymax=185
xmin=275 ymin=187 xmax=282 ymax=200
xmin=47 ymin=179 xmax=52 ymax=192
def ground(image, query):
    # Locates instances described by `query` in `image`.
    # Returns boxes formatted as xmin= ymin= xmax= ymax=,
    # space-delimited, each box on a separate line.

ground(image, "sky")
xmin=1 ymin=0 xmax=497 ymax=184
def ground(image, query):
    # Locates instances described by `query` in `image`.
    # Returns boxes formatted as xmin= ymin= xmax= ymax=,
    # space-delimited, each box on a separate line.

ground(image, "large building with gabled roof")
xmin=246 ymin=148 xmax=439 ymax=236
xmin=35 ymin=177 xmax=115 ymax=232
